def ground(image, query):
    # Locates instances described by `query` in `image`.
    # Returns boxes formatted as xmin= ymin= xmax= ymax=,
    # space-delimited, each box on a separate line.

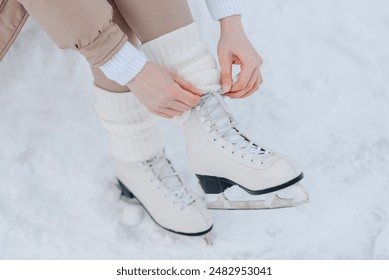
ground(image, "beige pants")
xmin=18 ymin=0 xmax=193 ymax=92
xmin=94 ymin=0 xmax=193 ymax=92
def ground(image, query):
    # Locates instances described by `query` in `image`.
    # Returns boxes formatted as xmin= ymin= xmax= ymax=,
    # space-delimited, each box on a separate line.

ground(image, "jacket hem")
xmin=0 ymin=9 xmax=29 ymax=61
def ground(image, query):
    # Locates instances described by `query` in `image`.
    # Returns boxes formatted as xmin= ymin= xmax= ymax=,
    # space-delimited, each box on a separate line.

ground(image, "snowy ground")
xmin=1 ymin=0 xmax=389 ymax=259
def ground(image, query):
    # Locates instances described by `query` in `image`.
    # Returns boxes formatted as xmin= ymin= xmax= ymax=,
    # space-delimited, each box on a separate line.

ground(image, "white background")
xmin=1 ymin=260 xmax=389 ymax=279
xmin=0 ymin=0 xmax=389 ymax=259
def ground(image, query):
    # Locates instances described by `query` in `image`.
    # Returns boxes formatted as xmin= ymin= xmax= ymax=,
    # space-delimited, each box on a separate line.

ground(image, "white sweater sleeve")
xmin=99 ymin=42 xmax=148 ymax=86
xmin=205 ymin=0 xmax=242 ymax=20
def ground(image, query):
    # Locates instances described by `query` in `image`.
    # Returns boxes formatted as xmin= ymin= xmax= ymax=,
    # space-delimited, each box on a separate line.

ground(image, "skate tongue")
xmin=204 ymin=92 xmax=269 ymax=159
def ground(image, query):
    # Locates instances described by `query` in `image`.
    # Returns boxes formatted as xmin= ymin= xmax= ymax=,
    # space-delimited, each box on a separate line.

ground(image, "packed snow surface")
xmin=1 ymin=0 xmax=389 ymax=259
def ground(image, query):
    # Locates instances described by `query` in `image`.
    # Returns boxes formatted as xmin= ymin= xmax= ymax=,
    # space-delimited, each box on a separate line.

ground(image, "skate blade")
xmin=169 ymin=232 xmax=214 ymax=247
xmin=207 ymin=183 xmax=309 ymax=210
xmin=204 ymin=233 xmax=213 ymax=246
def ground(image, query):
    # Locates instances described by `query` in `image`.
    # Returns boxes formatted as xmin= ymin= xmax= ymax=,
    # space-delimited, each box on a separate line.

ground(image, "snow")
xmin=1 ymin=0 xmax=389 ymax=259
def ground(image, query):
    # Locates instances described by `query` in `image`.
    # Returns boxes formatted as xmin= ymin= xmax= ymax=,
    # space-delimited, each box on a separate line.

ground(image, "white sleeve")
xmin=205 ymin=0 xmax=242 ymax=20
xmin=99 ymin=42 xmax=148 ymax=86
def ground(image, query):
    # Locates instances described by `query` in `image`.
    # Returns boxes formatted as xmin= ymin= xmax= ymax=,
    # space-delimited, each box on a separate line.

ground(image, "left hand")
xmin=218 ymin=15 xmax=263 ymax=98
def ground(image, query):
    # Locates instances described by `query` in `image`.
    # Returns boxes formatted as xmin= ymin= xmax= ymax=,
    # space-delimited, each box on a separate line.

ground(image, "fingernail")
xmin=222 ymin=84 xmax=229 ymax=93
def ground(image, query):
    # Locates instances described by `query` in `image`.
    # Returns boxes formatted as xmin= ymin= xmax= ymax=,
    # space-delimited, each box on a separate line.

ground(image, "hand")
xmin=218 ymin=15 xmax=263 ymax=98
xmin=127 ymin=62 xmax=203 ymax=118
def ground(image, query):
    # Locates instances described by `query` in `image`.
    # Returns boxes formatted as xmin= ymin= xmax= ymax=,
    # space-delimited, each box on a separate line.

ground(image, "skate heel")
xmin=196 ymin=175 xmax=234 ymax=194
xmin=117 ymin=180 xmax=135 ymax=199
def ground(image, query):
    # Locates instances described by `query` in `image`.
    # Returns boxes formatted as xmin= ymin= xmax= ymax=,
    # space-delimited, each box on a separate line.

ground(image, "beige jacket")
xmin=0 ymin=0 xmax=28 ymax=61
xmin=0 ymin=0 xmax=128 ymax=66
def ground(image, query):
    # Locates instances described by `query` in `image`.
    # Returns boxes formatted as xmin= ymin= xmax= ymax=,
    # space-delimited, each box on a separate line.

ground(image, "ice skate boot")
xmin=183 ymin=91 xmax=308 ymax=210
xmin=138 ymin=23 xmax=308 ymax=209
xmin=116 ymin=150 xmax=213 ymax=235
xmin=94 ymin=85 xmax=212 ymax=235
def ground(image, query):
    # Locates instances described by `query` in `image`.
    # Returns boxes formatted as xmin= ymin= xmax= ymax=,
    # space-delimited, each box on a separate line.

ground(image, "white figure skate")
xmin=116 ymin=150 xmax=213 ymax=235
xmin=183 ymin=91 xmax=309 ymax=210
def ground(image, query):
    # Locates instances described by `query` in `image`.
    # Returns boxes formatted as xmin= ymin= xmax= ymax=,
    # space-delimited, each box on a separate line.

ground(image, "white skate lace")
xmin=197 ymin=91 xmax=272 ymax=161
xmin=143 ymin=152 xmax=194 ymax=207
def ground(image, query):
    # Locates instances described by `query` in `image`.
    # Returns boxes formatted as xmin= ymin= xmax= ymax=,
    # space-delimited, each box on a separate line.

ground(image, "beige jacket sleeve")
xmin=17 ymin=0 xmax=128 ymax=67
xmin=0 ymin=0 xmax=29 ymax=61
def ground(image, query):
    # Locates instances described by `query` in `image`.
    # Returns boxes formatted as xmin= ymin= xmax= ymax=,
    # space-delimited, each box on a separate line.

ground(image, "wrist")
xmin=220 ymin=15 xmax=244 ymax=34
xmin=126 ymin=61 xmax=150 ymax=88
xmin=206 ymin=0 xmax=242 ymax=21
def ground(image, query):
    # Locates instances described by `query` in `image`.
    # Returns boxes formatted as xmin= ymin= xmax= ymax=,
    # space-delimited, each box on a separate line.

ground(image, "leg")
xmin=88 ymin=0 xmax=163 ymax=162
xmin=91 ymin=1 xmax=212 ymax=235
xmin=113 ymin=0 xmax=193 ymax=43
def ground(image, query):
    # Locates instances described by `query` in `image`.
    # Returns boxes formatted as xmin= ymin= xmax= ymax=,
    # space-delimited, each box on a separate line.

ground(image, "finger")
xmin=230 ymin=64 xmax=255 ymax=93
xmin=219 ymin=54 xmax=233 ymax=93
xmin=169 ymin=100 xmax=192 ymax=112
xmin=231 ymin=67 xmax=259 ymax=97
xmin=176 ymin=88 xmax=201 ymax=107
xmin=171 ymin=74 xmax=203 ymax=96
xmin=241 ymin=72 xmax=262 ymax=98
xmin=226 ymin=67 xmax=258 ymax=98
xmin=241 ymin=82 xmax=260 ymax=98
xmin=149 ymin=109 xmax=173 ymax=119
xmin=160 ymin=107 xmax=185 ymax=117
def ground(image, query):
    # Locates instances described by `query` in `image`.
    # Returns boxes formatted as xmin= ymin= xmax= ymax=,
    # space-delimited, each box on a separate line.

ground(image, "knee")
xmin=64 ymin=0 xmax=116 ymax=51
xmin=20 ymin=0 xmax=115 ymax=50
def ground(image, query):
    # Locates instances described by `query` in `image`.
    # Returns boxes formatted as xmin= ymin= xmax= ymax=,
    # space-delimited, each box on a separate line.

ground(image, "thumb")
xmin=219 ymin=54 xmax=233 ymax=93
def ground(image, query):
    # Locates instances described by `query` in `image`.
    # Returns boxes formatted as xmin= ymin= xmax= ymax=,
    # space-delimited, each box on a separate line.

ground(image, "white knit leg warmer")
xmin=94 ymin=85 xmax=163 ymax=162
xmin=140 ymin=23 xmax=221 ymax=123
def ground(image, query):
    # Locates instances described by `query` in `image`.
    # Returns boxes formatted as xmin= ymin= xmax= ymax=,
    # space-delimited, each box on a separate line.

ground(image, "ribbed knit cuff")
xmin=205 ymin=0 xmax=242 ymax=20
xmin=140 ymin=23 xmax=205 ymax=72
xmin=94 ymin=86 xmax=163 ymax=162
xmin=139 ymin=22 xmax=222 ymax=125
xmin=99 ymin=42 xmax=148 ymax=86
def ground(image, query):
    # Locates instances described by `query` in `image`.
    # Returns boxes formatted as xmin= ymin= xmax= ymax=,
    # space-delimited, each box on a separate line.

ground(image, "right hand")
xmin=127 ymin=62 xmax=203 ymax=118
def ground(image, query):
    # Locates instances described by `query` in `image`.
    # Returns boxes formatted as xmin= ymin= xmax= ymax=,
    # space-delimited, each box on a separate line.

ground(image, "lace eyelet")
xmin=261 ymin=162 xmax=264 ymax=165
xmin=251 ymin=160 xmax=254 ymax=163
xmin=222 ymin=146 xmax=225 ymax=149
xmin=213 ymin=138 xmax=216 ymax=141
xmin=241 ymin=156 xmax=244 ymax=159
